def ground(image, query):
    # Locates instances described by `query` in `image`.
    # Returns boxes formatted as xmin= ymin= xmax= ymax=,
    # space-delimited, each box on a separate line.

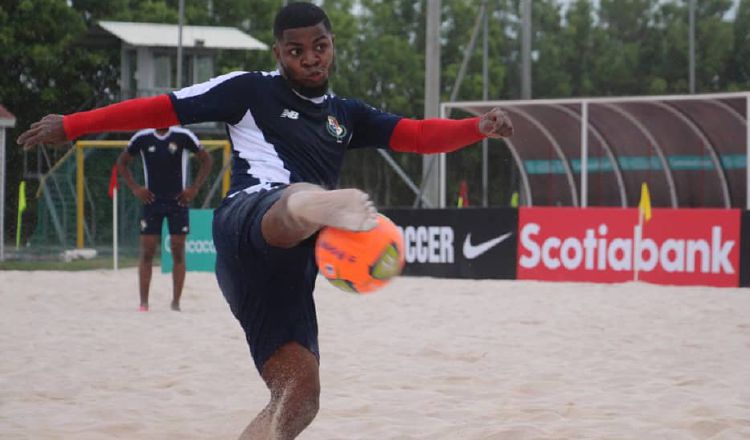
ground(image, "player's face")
xmin=274 ymin=22 xmax=335 ymax=96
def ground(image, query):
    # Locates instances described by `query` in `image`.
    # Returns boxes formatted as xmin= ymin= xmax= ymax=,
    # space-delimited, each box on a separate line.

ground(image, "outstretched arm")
xmin=17 ymin=95 xmax=179 ymax=150
xmin=389 ymin=107 xmax=513 ymax=154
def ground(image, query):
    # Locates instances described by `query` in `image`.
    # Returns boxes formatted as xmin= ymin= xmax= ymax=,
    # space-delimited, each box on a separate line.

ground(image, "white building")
xmin=92 ymin=21 xmax=268 ymax=99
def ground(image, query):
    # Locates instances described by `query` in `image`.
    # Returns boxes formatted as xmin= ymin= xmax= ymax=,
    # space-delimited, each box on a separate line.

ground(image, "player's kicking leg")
xmin=262 ymin=183 xmax=378 ymax=248
xmin=213 ymin=183 xmax=378 ymax=439
xmin=238 ymin=343 xmax=320 ymax=440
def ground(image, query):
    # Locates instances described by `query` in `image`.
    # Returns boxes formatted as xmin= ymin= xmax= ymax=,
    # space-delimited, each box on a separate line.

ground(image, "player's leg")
xmin=261 ymin=183 xmax=378 ymax=248
xmin=169 ymin=234 xmax=186 ymax=311
xmin=138 ymin=235 xmax=159 ymax=311
xmin=138 ymin=202 xmax=166 ymax=311
xmin=238 ymin=343 xmax=320 ymax=440
xmin=213 ymin=188 xmax=322 ymax=439
xmin=166 ymin=205 xmax=189 ymax=311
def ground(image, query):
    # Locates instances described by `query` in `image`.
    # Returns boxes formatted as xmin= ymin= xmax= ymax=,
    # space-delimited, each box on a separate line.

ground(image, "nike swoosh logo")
xmin=462 ymin=231 xmax=513 ymax=260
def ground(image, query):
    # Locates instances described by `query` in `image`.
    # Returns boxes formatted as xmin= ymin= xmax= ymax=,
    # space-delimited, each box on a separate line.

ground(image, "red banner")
xmin=517 ymin=207 xmax=740 ymax=287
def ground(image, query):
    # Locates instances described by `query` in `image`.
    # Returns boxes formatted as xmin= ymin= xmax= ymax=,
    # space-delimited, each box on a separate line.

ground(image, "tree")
xmin=5 ymin=0 xmax=750 ymax=234
xmin=0 ymin=0 xmax=116 ymax=246
xmin=561 ymin=0 xmax=595 ymax=96
xmin=726 ymin=0 xmax=750 ymax=88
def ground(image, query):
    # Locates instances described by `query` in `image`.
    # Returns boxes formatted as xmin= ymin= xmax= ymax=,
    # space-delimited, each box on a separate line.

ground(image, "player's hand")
xmin=134 ymin=186 xmax=155 ymax=204
xmin=478 ymin=107 xmax=513 ymax=138
xmin=176 ymin=187 xmax=198 ymax=207
xmin=16 ymin=114 xmax=68 ymax=150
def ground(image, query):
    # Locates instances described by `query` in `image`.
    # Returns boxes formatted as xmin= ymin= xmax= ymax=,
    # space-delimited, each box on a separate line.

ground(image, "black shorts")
xmin=140 ymin=200 xmax=189 ymax=235
xmin=212 ymin=186 xmax=319 ymax=373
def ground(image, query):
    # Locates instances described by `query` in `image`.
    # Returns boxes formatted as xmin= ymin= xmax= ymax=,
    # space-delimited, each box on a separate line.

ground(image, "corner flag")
xmin=638 ymin=182 xmax=652 ymax=222
xmin=18 ymin=181 xmax=26 ymax=213
xmin=457 ymin=180 xmax=469 ymax=208
xmin=634 ymin=182 xmax=652 ymax=282
xmin=108 ymin=165 xmax=118 ymax=199
xmin=108 ymin=164 xmax=119 ymax=270
xmin=510 ymin=191 xmax=519 ymax=208
xmin=16 ymin=181 xmax=27 ymax=248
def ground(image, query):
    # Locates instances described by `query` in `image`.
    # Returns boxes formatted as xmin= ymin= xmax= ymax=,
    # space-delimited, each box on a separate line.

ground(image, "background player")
xmin=117 ymin=126 xmax=213 ymax=311
xmin=17 ymin=2 xmax=512 ymax=438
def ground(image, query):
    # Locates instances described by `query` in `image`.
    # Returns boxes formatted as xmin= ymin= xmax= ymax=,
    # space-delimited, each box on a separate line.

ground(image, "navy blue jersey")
xmin=127 ymin=127 xmax=203 ymax=199
xmin=169 ymin=70 xmax=402 ymax=195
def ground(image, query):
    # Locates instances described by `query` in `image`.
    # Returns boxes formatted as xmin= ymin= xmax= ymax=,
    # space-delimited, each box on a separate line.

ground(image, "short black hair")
xmin=273 ymin=2 xmax=332 ymax=40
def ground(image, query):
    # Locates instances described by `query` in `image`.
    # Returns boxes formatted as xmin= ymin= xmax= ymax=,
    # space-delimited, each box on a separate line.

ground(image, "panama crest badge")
xmin=326 ymin=115 xmax=347 ymax=143
xmin=168 ymin=142 xmax=178 ymax=154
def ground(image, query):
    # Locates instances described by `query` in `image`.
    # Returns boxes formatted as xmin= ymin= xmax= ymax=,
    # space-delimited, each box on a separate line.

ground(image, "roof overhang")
xmin=96 ymin=21 xmax=268 ymax=51
xmin=0 ymin=104 xmax=16 ymax=128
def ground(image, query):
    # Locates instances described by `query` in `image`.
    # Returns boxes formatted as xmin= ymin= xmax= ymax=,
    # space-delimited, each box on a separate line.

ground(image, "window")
xmin=153 ymin=54 xmax=172 ymax=88
xmin=194 ymin=55 xmax=213 ymax=83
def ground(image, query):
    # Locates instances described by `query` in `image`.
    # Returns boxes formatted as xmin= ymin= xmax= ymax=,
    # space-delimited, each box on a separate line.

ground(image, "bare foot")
xmin=287 ymin=189 xmax=378 ymax=231
xmin=171 ymin=302 xmax=181 ymax=312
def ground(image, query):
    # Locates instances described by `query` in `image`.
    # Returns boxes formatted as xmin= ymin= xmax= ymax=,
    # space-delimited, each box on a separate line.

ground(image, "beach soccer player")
xmin=17 ymin=2 xmax=513 ymax=438
xmin=117 ymin=126 xmax=213 ymax=312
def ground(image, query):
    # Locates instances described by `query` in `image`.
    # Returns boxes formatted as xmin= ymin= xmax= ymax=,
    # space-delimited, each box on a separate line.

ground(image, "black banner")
xmin=740 ymin=210 xmax=750 ymax=287
xmin=382 ymin=208 xmax=518 ymax=279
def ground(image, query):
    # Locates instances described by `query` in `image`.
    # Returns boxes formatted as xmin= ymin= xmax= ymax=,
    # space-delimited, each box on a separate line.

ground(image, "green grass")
xmin=0 ymin=256 xmax=147 ymax=271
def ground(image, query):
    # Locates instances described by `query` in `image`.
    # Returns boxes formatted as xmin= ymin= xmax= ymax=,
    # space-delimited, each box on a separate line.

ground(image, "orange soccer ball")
xmin=315 ymin=214 xmax=405 ymax=294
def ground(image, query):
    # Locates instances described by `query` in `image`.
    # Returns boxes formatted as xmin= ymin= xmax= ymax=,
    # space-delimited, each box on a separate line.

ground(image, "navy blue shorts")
xmin=140 ymin=199 xmax=189 ymax=235
xmin=212 ymin=187 xmax=319 ymax=373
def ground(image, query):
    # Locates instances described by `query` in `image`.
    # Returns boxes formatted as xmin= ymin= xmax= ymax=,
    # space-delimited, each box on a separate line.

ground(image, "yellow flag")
xmin=638 ymin=182 xmax=652 ymax=222
xmin=18 ymin=181 xmax=27 ymax=213
xmin=17 ymin=181 xmax=27 ymax=249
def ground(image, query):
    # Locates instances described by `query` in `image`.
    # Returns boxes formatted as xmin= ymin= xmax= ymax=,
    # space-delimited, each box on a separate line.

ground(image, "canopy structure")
xmin=442 ymin=92 xmax=750 ymax=209
xmin=96 ymin=21 xmax=268 ymax=51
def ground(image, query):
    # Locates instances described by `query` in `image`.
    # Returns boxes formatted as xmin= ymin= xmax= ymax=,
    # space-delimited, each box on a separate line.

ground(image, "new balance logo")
xmin=281 ymin=109 xmax=299 ymax=119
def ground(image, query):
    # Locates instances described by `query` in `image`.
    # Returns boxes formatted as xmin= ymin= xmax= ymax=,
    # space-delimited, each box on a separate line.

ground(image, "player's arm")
xmin=116 ymin=150 xmax=155 ymax=204
xmin=17 ymin=95 xmax=179 ymax=150
xmin=17 ymin=72 xmax=254 ymax=150
xmin=389 ymin=107 xmax=513 ymax=154
xmin=176 ymin=149 xmax=213 ymax=207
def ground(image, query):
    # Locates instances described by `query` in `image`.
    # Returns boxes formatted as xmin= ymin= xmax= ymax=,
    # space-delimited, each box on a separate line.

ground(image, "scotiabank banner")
xmin=517 ymin=207 xmax=740 ymax=287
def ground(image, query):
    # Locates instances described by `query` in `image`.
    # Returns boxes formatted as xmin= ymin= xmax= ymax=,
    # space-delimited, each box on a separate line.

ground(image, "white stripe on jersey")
xmin=229 ymin=108 xmax=291 ymax=186
xmin=181 ymin=149 xmax=189 ymax=190
xmin=174 ymin=69 xmax=290 ymax=194
xmin=129 ymin=128 xmax=155 ymax=147
xmin=173 ymin=71 xmax=249 ymax=100
xmin=139 ymin=150 xmax=149 ymax=188
xmin=227 ymin=181 xmax=280 ymax=198
xmin=170 ymin=126 xmax=202 ymax=149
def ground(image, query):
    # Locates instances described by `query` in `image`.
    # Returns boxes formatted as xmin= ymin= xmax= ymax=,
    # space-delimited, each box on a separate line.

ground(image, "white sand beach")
xmin=1 ymin=269 xmax=749 ymax=439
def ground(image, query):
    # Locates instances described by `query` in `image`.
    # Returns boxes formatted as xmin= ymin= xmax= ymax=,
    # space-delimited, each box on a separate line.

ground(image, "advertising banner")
xmin=740 ymin=211 xmax=750 ymax=287
xmin=383 ymin=208 xmax=518 ymax=279
xmin=517 ymin=207 xmax=740 ymax=287
xmin=161 ymin=209 xmax=215 ymax=273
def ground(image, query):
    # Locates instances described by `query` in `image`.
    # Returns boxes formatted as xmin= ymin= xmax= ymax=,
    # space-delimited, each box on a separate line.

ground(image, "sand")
xmin=1 ymin=268 xmax=749 ymax=439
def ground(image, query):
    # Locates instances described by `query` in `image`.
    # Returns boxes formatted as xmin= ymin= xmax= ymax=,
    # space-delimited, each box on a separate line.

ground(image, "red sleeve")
xmin=388 ymin=117 xmax=485 ymax=154
xmin=63 ymin=95 xmax=180 ymax=140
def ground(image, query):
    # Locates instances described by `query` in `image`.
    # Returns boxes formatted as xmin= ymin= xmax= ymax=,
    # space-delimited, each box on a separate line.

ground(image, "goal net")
xmin=25 ymin=140 xmax=230 ymax=261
